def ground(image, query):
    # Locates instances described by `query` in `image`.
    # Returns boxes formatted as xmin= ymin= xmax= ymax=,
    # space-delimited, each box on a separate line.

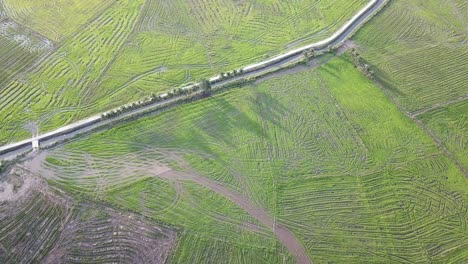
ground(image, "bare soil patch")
xmin=0 ymin=165 xmax=45 ymax=203
xmin=44 ymin=205 xmax=176 ymax=264
xmin=1 ymin=158 xmax=177 ymax=263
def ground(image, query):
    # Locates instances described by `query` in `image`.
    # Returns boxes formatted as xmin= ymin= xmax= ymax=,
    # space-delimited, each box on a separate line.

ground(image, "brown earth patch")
xmin=0 ymin=161 xmax=176 ymax=263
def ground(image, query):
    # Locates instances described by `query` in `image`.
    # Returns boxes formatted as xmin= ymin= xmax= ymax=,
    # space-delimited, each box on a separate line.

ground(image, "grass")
xmin=0 ymin=33 xmax=44 ymax=89
xmin=39 ymin=55 xmax=468 ymax=263
xmin=170 ymin=232 xmax=294 ymax=264
xmin=0 ymin=0 xmax=145 ymax=145
xmin=90 ymin=0 xmax=368 ymax=112
xmin=353 ymin=0 xmax=467 ymax=112
xmin=419 ymin=100 xmax=468 ymax=170
xmin=2 ymin=0 xmax=114 ymax=41
xmin=0 ymin=19 xmax=53 ymax=89
xmin=0 ymin=0 xmax=368 ymax=146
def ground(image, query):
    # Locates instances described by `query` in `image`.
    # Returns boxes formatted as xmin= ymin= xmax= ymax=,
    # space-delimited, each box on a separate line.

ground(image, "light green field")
xmin=0 ymin=20 xmax=52 ymax=87
xmin=2 ymin=0 xmax=114 ymax=41
xmin=2 ymin=1 xmax=467 ymax=262
xmin=354 ymin=0 xmax=467 ymax=112
xmin=0 ymin=35 xmax=43 ymax=88
xmin=0 ymin=0 xmax=145 ymax=145
xmin=38 ymin=56 xmax=468 ymax=263
xmin=93 ymin=0 xmax=369 ymax=109
xmin=0 ymin=0 xmax=367 ymax=146
xmin=419 ymin=100 xmax=468 ymax=170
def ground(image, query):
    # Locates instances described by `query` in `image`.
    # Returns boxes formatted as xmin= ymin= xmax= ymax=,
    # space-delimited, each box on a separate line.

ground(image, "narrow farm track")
xmin=0 ymin=0 xmax=387 ymax=160
xmin=24 ymin=149 xmax=311 ymax=262
xmin=157 ymin=169 xmax=313 ymax=264
xmin=411 ymin=95 xmax=468 ymax=118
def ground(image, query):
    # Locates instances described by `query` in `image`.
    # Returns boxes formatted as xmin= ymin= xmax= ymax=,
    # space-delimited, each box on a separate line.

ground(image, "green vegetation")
xmin=419 ymin=100 xmax=468 ymax=169
xmin=0 ymin=0 xmax=145 ymax=144
xmin=2 ymin=1 xmax=467 ymax=262
xmin=200 ymin=79 xmax=211 ymax=96
xmin=2 ymin=0 xmax=114 ymax=41
xmin=0 ymin=0 xmax=367 ymax=146
xmin=0 ymin=20 xmax=52 ymax=89
xmin=45 ymin=156 xmax=288 ymax=263
xmin=354 ymin=0 xmax=467 ymax=112
xmin=0 ymin=35 xmax=41 ymax=86
xmin=169 ymin=232 xmax=293 ymax=264
xmin=40 ymin=56 xmax=468 ymax=263
xmin=90 ymin=0 xmax=367 ymax=111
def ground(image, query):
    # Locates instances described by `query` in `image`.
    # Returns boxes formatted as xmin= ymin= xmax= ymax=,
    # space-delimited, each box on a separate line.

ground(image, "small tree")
xmin=303 ymin=48 xmax=316 ymax=63
xmin=351 ymin=48 xmax=361 ymax=66
xmin=200 ymin=79 xmax=211 ymax=97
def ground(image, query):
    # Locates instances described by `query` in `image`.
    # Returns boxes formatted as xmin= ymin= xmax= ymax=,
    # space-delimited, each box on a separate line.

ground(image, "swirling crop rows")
xmin=354 ymin=0 xmax=467 ymax=112
xmin=91 ymin=0 xmax=369 ymax=114
xmin=2 ymin=0 xmax=113 ymax=41
xmin=31 ymin=56 xmax=468 ymax=263
xmin=419 ymin=100 xmax=468 ymax=170
xmin=0 ymin=192 xmax=66 ymax=263
xmin=0 ymin=0 xmax=368 ymax=147
xmin=0 ymin=0 xmax=145 ymax=145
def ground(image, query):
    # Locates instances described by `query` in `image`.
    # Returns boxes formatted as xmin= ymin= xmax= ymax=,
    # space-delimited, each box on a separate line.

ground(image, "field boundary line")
xmin=368 ymin=76 xmax=467 ymax=177
xmin=411 ymin=95 xmax=468 ymax=118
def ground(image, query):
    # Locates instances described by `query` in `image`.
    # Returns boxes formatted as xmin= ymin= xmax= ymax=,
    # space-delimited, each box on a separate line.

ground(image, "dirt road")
xmin=158 ymin=170 xmax=313 ymax=264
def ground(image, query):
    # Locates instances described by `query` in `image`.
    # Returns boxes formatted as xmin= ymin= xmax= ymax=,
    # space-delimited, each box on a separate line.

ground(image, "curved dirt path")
xmin=157 ymin=169 xmax=313 ymax=264
xmin=23 ymin=151 xmax=313 ymax=263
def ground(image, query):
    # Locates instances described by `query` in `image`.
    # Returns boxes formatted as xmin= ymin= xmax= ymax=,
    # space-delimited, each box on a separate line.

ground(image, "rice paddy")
xmin=23 ymin=55 xmax=468 ymax=263
xmin=419 ymin=100 xmax=468 ymax=170
xmin=354 ymin=0 xmax=467 ymax=112
xmin=2 ymin=0 xmax=114 ymax=41
xmin=0 ymin=0 xmax=145 ymax=145
xmin=1 ymin=1 xmax=467 ymax=262
xmin=0 ymin=19 xmax=53 ymax=86
xmin=0 ymin=0 xmax=368 ymax=146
